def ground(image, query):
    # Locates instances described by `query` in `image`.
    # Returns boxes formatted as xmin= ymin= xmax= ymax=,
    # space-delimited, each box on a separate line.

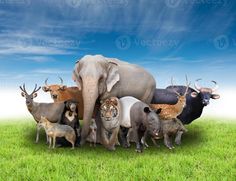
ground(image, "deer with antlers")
xmin=152 ymin=78 xmax=220 ymax=124
xmin=20 ymin=84 xmax=66 ymax=143
xmin=150 ymin=76 xmax=190 ymax=120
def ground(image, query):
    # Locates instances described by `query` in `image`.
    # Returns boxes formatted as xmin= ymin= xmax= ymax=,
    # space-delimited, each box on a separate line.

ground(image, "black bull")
xmin=151 ymin=85 xmax=220 ymax=124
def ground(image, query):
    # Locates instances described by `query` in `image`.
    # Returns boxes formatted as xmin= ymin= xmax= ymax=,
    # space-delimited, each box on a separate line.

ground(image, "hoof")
xmin=135 ymin=149 xmax=142 ymax=153
xmin=107 ymin=147 xmax=116 ymax=151
xmin=80 ymin=140 xmax=86 ymax=146
xmin=123 ymin=144 xmax=130 ymax=149
xmin=175 ymin=141 xmax=181 ymax=145
xmin=168 ymin=146 xmax=175 ymax=150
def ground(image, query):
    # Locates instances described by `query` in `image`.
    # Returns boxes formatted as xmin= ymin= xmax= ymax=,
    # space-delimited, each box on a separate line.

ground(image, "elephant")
xmin=72 ymin=54 xmax=156 ymax=145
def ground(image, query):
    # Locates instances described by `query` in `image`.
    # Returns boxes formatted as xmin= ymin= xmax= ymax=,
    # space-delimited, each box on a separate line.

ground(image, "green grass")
xmin=0 ymin=118 xmax=236 ymax=181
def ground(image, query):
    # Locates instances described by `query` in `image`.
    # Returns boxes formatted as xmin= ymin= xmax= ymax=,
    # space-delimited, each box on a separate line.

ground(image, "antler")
xmin=19 ymin=84 xmax=28 ymax=94
xmin=194 ymin=79 xmax=202 ymax=91
xmin=59 ymin=77 xmax=63 ymax=86
xmin=44 ymin=78 xmax=49 ymax=86
xmin=31 ymin=84 xmax=41 ymax=95
xmin=171 ymin=77 xmax=181 ymax=97
xmin=211 ymin=80 xmax=219 ymax=92
xmin=184 ymin=75 xmax=191 ymax=96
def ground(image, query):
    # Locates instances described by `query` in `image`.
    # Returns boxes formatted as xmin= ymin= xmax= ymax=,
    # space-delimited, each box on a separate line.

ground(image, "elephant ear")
xmin=73 ymin=61 xmax=82 ymax=91
xmin=106 ymin=61 xmax=120 ymax=92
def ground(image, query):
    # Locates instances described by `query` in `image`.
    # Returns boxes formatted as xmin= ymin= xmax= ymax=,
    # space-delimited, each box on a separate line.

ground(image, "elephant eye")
xmin=78 ymin=75 xmax=82 ymax=82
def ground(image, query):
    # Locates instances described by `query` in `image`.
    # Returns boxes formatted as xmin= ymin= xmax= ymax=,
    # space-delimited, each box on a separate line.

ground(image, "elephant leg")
xmin=175 ymin=130 xmax=184 ymax=145
xmin=95 ymin=111 xmax=102 ymax=144
xmin=80 ymin=121 xmax=90 ymax=145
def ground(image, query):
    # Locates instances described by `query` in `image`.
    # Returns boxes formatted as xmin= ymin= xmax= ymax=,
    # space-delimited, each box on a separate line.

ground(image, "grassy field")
xmin=0 ymin=118 xmax=235 ymax=181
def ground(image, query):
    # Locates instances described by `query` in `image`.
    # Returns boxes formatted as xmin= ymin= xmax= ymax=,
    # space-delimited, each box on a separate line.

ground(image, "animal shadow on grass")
xmin=23 ymin=127 xmax=102 ymax=153
xmin=143 ymin=124 xmax=204 ymax=153
xmin=181 ymin=124 xmax=204 ymax=147
xmin=23 ymin=127 xmax=74 ymax=149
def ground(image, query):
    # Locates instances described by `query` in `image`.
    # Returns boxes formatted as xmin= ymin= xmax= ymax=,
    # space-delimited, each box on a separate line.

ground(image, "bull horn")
xmin=194 ymin=79 xmax=202 ymax=91
xmin=44 ymin=78 xmax=49 ymax=86
xmin=59 ymin=77 xmax=63 ymax=86
xmin=211 ymin=80 xmax=219 ymax=92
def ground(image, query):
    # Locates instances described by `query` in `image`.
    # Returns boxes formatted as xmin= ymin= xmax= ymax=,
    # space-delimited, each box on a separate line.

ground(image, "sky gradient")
xmin=0 ymin=0 xmax=235 ymax=118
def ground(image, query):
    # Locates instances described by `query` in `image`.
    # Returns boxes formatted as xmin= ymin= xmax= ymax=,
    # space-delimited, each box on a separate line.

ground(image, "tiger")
xmin=100 ymin=97 xmax=121 ymax=151
xmin=101 ymin=100 xmax=118 ymax=119
xmin=100 ymin=97 xmax=120 ymax=129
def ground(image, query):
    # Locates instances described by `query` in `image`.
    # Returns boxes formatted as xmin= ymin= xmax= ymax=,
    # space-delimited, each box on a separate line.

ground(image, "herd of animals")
xmin=20 ymin=55 xmax=220 ymax=152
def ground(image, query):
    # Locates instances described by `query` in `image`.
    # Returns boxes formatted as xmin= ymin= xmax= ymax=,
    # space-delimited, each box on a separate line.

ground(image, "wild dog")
xmin=38 ymin=116 xmax=76 ymax=149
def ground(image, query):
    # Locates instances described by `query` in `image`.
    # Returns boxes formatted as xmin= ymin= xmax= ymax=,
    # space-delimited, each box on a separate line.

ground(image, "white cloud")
xmin=23 ymin=56 xmax=55 ymax=62
xmin=31 ymin=69 xmax=71 ymax=74
xmin=0 ymin=45 xmax=72 ymax=55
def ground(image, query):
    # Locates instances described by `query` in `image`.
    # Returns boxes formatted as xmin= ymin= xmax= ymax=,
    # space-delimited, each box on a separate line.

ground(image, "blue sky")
xmin=0 ymin=0 xmax=236 ymax=90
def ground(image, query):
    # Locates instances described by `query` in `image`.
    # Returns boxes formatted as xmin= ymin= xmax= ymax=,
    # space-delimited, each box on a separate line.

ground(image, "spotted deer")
xmin=150 ymin=76 xmax=190 ymax=120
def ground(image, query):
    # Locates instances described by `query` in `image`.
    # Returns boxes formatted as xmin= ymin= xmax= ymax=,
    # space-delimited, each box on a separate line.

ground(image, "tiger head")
xmin=100 ymin=97 xmax=120 ymax=122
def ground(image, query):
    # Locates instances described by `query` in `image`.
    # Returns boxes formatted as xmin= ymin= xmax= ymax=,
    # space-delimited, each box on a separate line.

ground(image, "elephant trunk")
xmin=80 ymin=78 xmax=99 ymax=145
